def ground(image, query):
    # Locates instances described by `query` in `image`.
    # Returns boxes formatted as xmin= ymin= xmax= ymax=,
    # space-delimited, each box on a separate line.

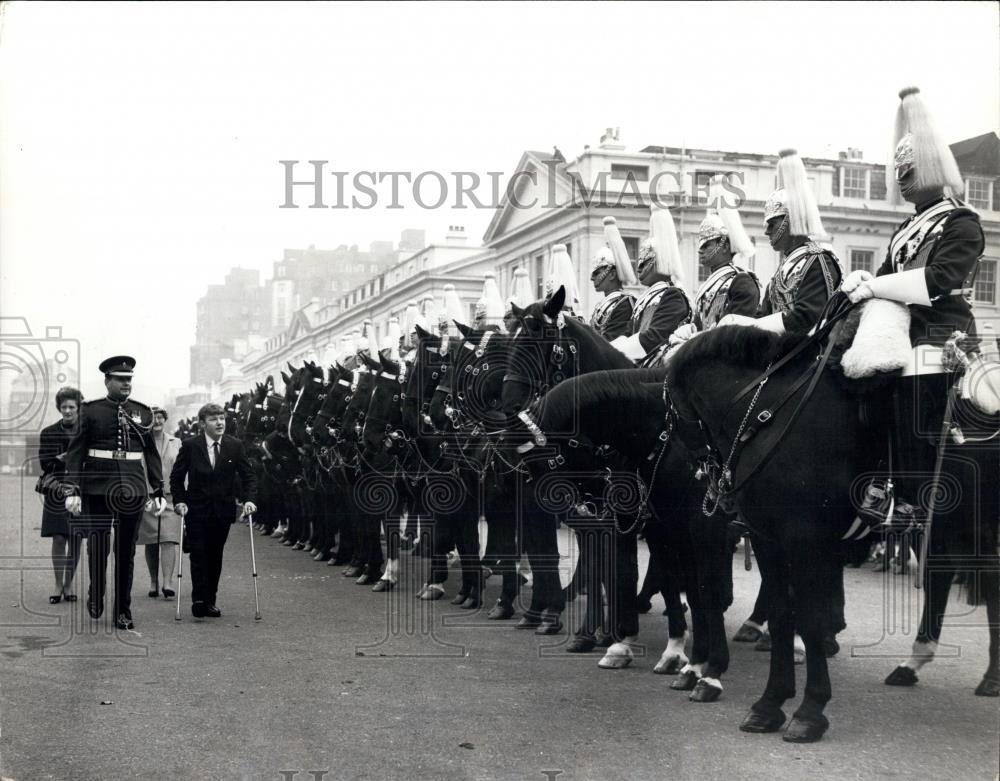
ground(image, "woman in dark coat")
xmin=38 ymin=387 xmax=83 ymax=603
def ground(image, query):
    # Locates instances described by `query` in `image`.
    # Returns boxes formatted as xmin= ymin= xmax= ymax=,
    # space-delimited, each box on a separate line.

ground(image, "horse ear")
xmin=543 ymin=286 xmax=566 ymax=319
xmin=510 ymin=303 xmax=524 ymax=319
xmin=456 ymin=321 xmax=473 ymax=339
xmin=280 ymin=370 xmax=290 ymax=384
xmin=414 ymin=324 xmax=431 ymax=340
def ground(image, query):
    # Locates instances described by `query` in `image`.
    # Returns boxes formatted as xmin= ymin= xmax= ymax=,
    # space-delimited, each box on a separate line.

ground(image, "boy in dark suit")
xmin=170 ymin=403 xmax=257 ymax=618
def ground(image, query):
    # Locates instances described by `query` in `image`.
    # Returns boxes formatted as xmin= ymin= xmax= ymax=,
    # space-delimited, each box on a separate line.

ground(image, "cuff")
xmin=752 ymin=313 xmax=786 ymax=334
xmin=868 ymin=268 xmax=932 ymax=306
xmin=610 ymin=333 xmax=647 ymax=361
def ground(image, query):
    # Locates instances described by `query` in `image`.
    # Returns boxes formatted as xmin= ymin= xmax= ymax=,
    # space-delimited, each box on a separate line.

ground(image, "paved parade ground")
xmin=1 ymin=474 xmax=997 ymax=781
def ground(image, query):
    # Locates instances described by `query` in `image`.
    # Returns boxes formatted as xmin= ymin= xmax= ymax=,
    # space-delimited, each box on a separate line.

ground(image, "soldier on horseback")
xmin=609 ymin=203 xmax=693 ymax=365
xmin=589 ymin=216 xmax=637 ymax=341
xmin=720 ymin=149 xmax=843 ymax=335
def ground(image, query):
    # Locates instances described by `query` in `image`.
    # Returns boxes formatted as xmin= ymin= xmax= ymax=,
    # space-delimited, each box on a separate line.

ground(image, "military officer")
xmin=692 ymin=203 xmax=761 ymax=330
xmin=64 ymin=356 xmax=165 ymax=629
xmin=720 ymin=149 xmax=842 ymax=335
xmin=610 ymin=203 xmax=692 ymax=366
xmin=589 ymin=217 xmax=637 ymax=341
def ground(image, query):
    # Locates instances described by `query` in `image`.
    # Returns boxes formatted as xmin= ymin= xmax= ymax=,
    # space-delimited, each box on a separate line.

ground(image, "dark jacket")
xmin=877 ymin=202 xmax=983 ymax=346
xmin=64 ymin=396 xmax=163 ymax=498
xmin=170 ymin=434 xmax=257 ymax=523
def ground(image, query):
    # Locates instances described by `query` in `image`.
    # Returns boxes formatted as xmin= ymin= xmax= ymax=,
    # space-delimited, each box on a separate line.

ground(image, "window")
xmin=611 ymin=164 xmax=649 ymax=182
xmin=622 ymin=236 xmax=640 ymax=264
xmin=849 ymin=249 xmax=876 ymax=273
xmin=694 ymin=170 xmax=721 ymax=205
xmin=842 ymin=167 xmax=867 ymax=199
xmin=967 ymin=179 xmax=992 ymax=211
xmin=974 ymin=259 xmax=996 ymax=305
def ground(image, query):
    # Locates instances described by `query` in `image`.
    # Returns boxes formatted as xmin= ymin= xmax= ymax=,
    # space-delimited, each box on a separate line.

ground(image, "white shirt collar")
xmin=205 ymin=433 xmax=222 ymax=450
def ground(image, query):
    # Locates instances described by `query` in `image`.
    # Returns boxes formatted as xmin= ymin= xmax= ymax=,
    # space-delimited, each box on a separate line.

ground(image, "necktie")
xmin=212 ymin=441 xmax=220 ymax=469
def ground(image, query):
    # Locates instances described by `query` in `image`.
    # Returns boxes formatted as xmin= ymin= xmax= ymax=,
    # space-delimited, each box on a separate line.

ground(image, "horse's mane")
xmin=665 ymin=326 xmax=803 ymax=394
xmin=538 ymin=368 xmax=664 ymax=431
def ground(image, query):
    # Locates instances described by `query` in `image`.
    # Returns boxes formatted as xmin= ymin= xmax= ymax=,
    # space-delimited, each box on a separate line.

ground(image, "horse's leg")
xmin=783 ymin=558 xmax=839 ymax=743
xmin=487 ymin=500 xmax=518 ymax=620
xmin=599 ymin=526 xmax=640 ymax=669
xmin=457 ymin=492 xmax=483 ymax=609
xmin=977 ymin=565 xmax=1000 ymax=696
xmin=885 ymin=565 xmax=954 ymax=686
xmin=567 ymin=525 xmax=600 ymax=651
xmin=740 ymin=539 xmax=794 ymax=733
xmin=689 ymin=513 xmax=732 ymax=702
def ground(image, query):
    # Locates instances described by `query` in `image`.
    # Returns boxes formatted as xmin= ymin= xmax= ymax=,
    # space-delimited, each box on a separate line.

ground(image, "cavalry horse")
xmin=664 ymin=299 xmax=999 ymax=743
xmin=500 ymin=287 xmax=694 ymax=651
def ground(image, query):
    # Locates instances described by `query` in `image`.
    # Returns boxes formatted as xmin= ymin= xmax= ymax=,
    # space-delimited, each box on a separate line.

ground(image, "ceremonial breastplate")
xmin=889 ymin=198 xmax=960 ymax=273
xmin=590 ymin=291 xmax=632 ymax=337
xmin=631 ymin=281 xmax=670 ymax=328
xmin=695 ymin=266 xmax=738 ymax=330
xmin=767 ymin=242 xmax=838 ymax=314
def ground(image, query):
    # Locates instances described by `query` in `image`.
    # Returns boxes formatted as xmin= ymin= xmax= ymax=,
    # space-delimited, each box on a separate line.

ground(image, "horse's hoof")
xmin=343 ymin=566 xmax=362 ymax=578
xmin=459 ymin=595 xmax=481 ymax=610
xmin=535 ymin=619 xmax=563 ymax=636
xmin=292 ymin=542 xmax=306 ymax=550
xmin=754 ymin=632 xmax=772 ymax=652
xmin=595 ymin=633 xmax=614 ymax=648
xmin=823 ymin=635 xmax=840 ymax=657
xmin=793 ymin=646 xmax=806 ymax=665
xmin=885 ymin=666 xmax=918 ymax=686
xmin=371 ymin=579 xmax=394 ymax=592
xmin=515 ymin=615 xmax=542 ymax=630
xmin=598 ymin=642 xmax=633 ymax=669
xmin=782 ymin=714 xmax=829 ymax=743
xmin=689 ymin=678 xmax=722 ymax=703
xmin=636 ymin=598 xmax=652 ymax=614
xmin=739 ymin=706 xmax=786 ymax=733
xmin=450 ymin=592 xmax=469 ymax=606
xmin=486 ymin=601 xmax=514 ymax=620
xmin=566 ymin=635 xmax=597 ymax=653
xmin=653 ymin=653 xmax=687 ymax=675
xmin=974 ymin=677 xmax=1000 ymax=697
xmin=670 ymin=670 xmax=699 ymax=691
xmin=419 ymin=585 xmax=445 ymax=601
xmin=732 ymin=622 xmax=763 ymax=643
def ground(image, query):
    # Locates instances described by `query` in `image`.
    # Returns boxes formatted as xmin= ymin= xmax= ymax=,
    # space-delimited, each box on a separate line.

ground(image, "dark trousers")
xmin=189 ymin=520 xmax=232 ymax=605
xmin=75 ymin=495 xmax=142 ymax=616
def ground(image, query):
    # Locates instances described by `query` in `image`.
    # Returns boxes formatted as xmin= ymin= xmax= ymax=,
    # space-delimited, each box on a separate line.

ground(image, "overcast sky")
xmin=2 ymin=1 xmax=998 ymax=405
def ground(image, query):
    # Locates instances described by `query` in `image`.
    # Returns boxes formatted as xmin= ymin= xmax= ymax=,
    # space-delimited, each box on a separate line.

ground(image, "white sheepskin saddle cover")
xmin=840 ymin=299 xmax=912 ymax=379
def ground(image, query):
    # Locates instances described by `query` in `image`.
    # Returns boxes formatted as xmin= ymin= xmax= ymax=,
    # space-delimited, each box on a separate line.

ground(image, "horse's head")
xmin=401 ymin=325 xmax=443 ymax=435
xmin=289 ymin=361 xmax=329 ymax=448
xmin=361 ymin=356 xmax=406 ymax=457
xmin=340 ymin=369 xmax=375 ymax=444
xmin=311 ymin=367 xmax=354 ymax=447
xmin=452 ymin=323 xmax=509 ymax=429
xmin=427 ymin=336 xmax=464 ymax=431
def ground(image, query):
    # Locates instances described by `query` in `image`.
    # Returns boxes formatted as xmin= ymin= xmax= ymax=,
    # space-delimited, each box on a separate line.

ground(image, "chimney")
xmin=838 ymin=151 xmax=848 ymax=161
xmin=847 ymin=147 xmax=863 ymax=161
xmin=445 ymin=225 xmax=468 ymax=245
xmin=599 ymin=127 xmax=624 ymax=151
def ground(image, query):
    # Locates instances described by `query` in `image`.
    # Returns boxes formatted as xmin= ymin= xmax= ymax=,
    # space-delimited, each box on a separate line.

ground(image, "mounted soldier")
xmin=589 ymin=216 xmax=637 ymax=341
xmin=610 ymin=203 xmax=693 ymax=366
xmin=720 ymin=149 xmax=843 ymax=335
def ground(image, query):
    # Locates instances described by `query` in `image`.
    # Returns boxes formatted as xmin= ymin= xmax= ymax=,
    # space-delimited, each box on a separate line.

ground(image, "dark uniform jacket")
xmin=693 ymin=264 xmax=761 ymax=330
xmin=877 ymin=196 xmax=983 ymax=347
xmin=170 ymin=434 xmax=257 ymax=524
xmin=626 ymin=281 xmax=692 ymax=354
xmin=64 ymin=397 xmax=163 ymax=498
xmin=759 ymin=240 xmax=842 ymax=334
xmin=590 ymin=290 xmax=635 ymax=341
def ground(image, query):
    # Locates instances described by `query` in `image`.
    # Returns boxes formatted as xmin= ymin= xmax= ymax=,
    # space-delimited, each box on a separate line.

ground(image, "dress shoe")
xmin=192 ymin=601 xmax=208 ymax=618
xmin=205 ymin=605 xmax=222 ymax=618
xmin=116 ymin=613 xmax=135 ymax=630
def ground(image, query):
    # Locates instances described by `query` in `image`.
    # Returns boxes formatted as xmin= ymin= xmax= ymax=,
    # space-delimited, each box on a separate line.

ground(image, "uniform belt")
xmin=87 ymin=449 xmax=143 ymax=460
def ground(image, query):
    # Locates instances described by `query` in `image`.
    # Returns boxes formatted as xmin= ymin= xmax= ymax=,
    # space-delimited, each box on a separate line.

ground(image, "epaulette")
xmin=128 ymin=399 xmax=153 ymax=411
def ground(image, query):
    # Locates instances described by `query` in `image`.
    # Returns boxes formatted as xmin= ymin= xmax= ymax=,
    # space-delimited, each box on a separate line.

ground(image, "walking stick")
xmin=175 ymin=512 xmax=186 ymax=621
xmin=248 ymin=512 xmax=262 ymax=620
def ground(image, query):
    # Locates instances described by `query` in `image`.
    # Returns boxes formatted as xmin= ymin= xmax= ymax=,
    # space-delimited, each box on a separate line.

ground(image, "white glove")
xmin=668 ymin=323 xmax=698 ymax=346
xmin=841 ymin=269 xmax=874 ymax=294
xmin=153 ymin=497 xmax=167 ymax=516
xmin=65 ymin=496 xmax=81 ymax=515
xmin=242 ymin=501 xmax=257 ymax=517
xmin=174 ymin=502 xmax=189 ymax=517
xmin=717 ymin=314 xmax=759 ymax=328
xmin=847 ymin=283 xmax=875 ymax=304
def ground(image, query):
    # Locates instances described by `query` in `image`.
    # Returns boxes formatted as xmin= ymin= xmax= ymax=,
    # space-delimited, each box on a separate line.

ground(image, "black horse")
xmin=665 ymin=319 xmax=999 ymax=742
